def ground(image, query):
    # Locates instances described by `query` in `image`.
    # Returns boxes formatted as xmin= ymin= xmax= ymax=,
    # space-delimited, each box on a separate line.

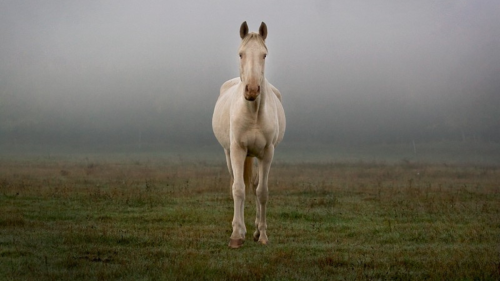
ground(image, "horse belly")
xmin=213 ymin=82 xmax=241 ymax=150
xmin=212 ymin=99 xmax=231 ymax=149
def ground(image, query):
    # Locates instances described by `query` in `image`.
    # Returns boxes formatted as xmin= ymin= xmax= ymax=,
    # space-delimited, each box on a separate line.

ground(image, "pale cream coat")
xmin=212 ymin=22 xmax=285 ymax=248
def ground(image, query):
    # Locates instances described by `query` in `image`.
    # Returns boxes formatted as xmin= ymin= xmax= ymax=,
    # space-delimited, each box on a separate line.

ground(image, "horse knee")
xmin=256 ymin=185 xmax=268 ymax=204
xmin=232 ymin=182 xmax=245 ymax=199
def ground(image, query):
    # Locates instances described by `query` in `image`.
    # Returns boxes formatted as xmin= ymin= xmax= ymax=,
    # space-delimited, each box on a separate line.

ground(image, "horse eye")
xmin=239 ymin=54 xmax=242 ymax=58
xmin=263 ymin=54 xmax=267 ymax=59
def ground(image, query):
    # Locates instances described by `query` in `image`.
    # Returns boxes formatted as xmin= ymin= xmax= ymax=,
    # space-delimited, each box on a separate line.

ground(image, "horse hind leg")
xmin=242 ymin=157 xmax=261 ymax=242
xmin=224 ymin=149 xmax=233 ymax=178
xmin=224 ymin=149 xmax=233 ymax=197
xmin=243 ymin=157 xmax=254 ymax=195
xmin=255 ymin=146 xmax=274 ymax=245
xmin=244 ymin=157 xmax=262 ymax=243
xmin=253 ymin=173 xmax=260 ymax=242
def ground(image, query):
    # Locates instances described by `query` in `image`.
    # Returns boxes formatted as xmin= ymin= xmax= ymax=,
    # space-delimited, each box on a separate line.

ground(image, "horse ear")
xmin=240 ymin=21 xmax=249 ymax=39
xmin=259 ymin=22 xmax=267 ymax=41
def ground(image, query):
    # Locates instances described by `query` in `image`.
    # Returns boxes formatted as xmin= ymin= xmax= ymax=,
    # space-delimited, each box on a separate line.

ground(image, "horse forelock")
xmin=239 ymin=33 xmax=267 ymax=52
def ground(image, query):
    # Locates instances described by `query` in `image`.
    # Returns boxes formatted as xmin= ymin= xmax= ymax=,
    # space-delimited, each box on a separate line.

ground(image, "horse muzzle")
xmin=245 ymin=84 xmax=260 ymax=101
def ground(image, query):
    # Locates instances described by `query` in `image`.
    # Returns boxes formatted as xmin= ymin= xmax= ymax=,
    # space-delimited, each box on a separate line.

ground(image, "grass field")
xmin=1 ymin=157 xmax=499 ymax=280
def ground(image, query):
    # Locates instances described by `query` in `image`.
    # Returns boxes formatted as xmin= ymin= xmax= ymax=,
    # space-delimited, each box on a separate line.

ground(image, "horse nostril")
xmin=257 ymin=86 xmax=260 ymax=92
xmin=245 ymin=85 xmax=249 ymax=92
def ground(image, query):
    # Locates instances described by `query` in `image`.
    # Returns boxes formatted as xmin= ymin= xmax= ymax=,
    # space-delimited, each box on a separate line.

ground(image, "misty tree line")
xmin=1 ymin=83 xmax=498 ymax=149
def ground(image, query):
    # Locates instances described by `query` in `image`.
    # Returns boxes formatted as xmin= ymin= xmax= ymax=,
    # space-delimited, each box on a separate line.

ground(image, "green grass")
xmin=1 ymin=159 xmax=499 ymax=280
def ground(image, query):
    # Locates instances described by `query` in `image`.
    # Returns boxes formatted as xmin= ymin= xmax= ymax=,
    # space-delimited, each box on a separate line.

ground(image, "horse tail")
xmin=244 ymin=157 xmax=255 ymax=194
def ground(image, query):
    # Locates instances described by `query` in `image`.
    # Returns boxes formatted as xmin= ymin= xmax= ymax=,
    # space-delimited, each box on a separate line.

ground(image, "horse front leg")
xmin=228 ymin=145 xmax=247 ymax=248
xmin=255 ymin=145 xmax=274 ymax=245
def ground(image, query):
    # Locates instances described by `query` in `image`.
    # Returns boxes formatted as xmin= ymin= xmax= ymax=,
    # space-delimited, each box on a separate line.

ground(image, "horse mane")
xmin=240 ymin=33 xmax=268 ymax=51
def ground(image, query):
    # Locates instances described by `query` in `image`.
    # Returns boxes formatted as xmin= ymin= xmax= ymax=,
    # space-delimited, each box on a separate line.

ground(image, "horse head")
xmin=238 ymin=21 xmax=268 ymax=101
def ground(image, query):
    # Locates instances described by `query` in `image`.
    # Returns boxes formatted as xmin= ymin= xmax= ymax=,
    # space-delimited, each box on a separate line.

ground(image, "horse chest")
xmin=232 ymin=123 xmax=274 ymax=155
xmin=242 ymin=131 xmax=268 ymax=157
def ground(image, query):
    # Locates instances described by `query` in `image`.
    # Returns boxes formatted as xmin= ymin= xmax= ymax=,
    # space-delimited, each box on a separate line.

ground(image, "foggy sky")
xmin=1 ymin=1 xmax=499 ymax=148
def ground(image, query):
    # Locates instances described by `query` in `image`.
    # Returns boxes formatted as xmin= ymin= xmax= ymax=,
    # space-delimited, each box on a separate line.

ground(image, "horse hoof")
xmin=228 ymin=238 xmax=244 ymax=249
xmin=259 ymin=240 xmax=268 ymax=245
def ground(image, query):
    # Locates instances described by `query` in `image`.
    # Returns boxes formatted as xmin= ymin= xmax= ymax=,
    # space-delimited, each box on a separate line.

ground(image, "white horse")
xmin=212 ymin=21 xmax=286 ymax=248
